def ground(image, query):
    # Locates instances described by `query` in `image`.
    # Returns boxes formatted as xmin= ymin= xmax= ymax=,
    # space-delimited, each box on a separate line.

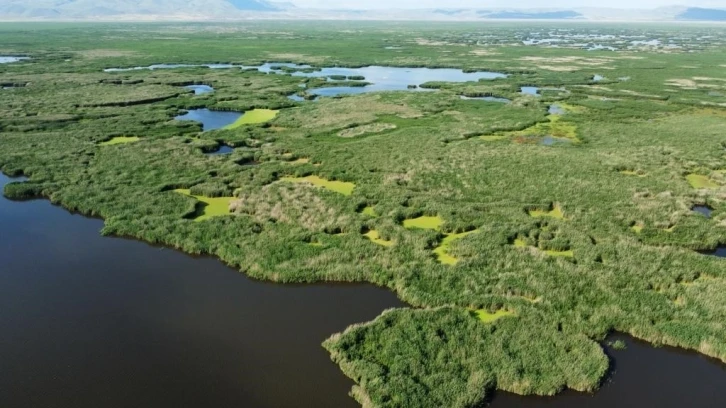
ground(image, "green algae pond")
xmin=174 ymin=189 xmax=235 ymax=221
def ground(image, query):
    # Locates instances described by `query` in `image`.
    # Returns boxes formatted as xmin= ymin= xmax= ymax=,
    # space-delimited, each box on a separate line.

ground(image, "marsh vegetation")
xmin=1 ymin=21 xmax=726 ymax=408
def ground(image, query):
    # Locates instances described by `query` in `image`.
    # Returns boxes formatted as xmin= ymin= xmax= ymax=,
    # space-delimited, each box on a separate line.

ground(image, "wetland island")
xmin=1 ymin=7 xmax=726 ymax=408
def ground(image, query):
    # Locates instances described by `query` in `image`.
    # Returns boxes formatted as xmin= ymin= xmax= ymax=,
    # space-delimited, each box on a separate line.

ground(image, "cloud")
xmin=288 ymin=0 xmax=724 ymax=10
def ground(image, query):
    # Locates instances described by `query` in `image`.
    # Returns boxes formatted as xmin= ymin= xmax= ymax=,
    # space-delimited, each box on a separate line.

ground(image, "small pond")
xmin=548 ymin=104 xmax=566 ymax=115
xmin=460 ymin=95 xmax=511 ymax=103
xmin=593 ymin=74 xmax=605 ymax=82
xmin=185 ymin=85 xmax=214 ymax=95
xmin=692 ymin=205 xmax=712 ymax=218
xmin=541 ymin=136 xmax=571 ymax=146
xmin=206 ymin=145 xmax=234 ymax=155
xmin=175 ymin=109 xmax=242 ymax=131
xmin=0 ymin=56 xmax=29 ymax=64
xmin=0 ymin=173 xmax=404 ymax=408
xmin=521 ymin=86 xmax=540 ymax=96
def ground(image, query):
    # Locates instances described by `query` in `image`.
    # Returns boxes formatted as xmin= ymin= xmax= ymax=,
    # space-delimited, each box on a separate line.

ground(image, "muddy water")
xmin=0 ymin=174 xmax=403 ymax=408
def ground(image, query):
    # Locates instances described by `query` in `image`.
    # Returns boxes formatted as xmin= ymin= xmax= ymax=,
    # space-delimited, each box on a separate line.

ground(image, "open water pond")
xmin=185 ymin=84 xmax=214 ymax=95
xmin=521 ymin=86 xmax=540 ymax=96
xmin=0 ymin=56 xmax=29 ymax=64
xmin=692 ymin=205 xmax=712 ymax=218
xmin=548 ymin=104 xmax=566 ymax=115
xmin=206 ymin=145 xmax=234 ymax=155
xmin=491 ymin=333 xmax=726 ymax=408
xmin=0 ymin=173 xmax=403 ymax=408
xmin=175 ymin=109 xmax=242 ymax=131
xmin=700 ymin=246 xmax=726 ymax=258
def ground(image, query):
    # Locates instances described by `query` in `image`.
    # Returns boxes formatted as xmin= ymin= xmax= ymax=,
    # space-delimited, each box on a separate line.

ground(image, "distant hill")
xmin=483 ymin=10 xmax=582 ymax=19
xmin=677 ymin=7 xmax=726 ymax=21
xmin=227 ymin=0 xmax=278 ymax=11
xmin=0 ymin=0 xmax=280 ymax=19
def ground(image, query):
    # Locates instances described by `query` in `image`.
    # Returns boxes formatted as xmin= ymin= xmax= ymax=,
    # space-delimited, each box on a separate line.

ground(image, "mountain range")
xmin=1 ymin=1 xmax=725 ymax=22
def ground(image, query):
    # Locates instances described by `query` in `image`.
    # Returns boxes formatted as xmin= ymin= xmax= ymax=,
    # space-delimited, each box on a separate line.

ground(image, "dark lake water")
xmin=492 ymin=333 xmax=726 ymax=408
xmin=701 ymin=246 xmax=726 ymax=258
xmin=175 ymin=109 xmax=242 ymax=131
xmin=0 ymin=173 xmax=404 ymax=408
xmin=692 ymin=205 xmax=712 ymax=218
xmin=185 ymin=84 xmax=214 ymax=95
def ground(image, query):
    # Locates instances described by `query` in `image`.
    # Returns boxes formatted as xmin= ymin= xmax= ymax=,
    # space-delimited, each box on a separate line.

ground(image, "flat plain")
xmin=1 ymin=21 xmax=726 ymax=408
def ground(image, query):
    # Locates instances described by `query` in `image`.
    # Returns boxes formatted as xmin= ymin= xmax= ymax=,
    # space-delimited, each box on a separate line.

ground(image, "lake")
xmin=0 ymin=173 xmax=403 ymax=408
xmin=103 ymin=62 xmax=507 ymax=98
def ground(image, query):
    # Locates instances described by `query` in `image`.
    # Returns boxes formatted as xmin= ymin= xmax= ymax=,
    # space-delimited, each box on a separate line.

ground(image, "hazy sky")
xmin=288 ymin=0 xmax=725 ymax=9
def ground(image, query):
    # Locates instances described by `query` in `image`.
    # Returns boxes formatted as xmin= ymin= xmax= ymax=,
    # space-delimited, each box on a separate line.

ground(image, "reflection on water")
xmin=548 ymin=104 xmax=566 ymax=115
xmin=175 ymin=109 xmax=242 ymax=131
xmin=0 ymin=173 xmax=404 ymax=408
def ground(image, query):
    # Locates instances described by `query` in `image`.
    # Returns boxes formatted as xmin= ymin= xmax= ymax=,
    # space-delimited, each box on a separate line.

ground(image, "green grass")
xmin=173 ymin=189 xmax=235 ymax=221
xmin=280 ymin=175 xmax=356 ymax=196
xmin=480 ymin=135 xmax=508 ymax=141
xmin=620 ymin=170 xmax=647 ymax=177
xmin=224 ymin=109 xmax=278 ymax=129
xmin=403 ymin=216 xmax=443 ymax=230
xmin=686 ymin=174 xmax=720 ymax=189
xmin=99 ymin=136 xmax=140 ymax=146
